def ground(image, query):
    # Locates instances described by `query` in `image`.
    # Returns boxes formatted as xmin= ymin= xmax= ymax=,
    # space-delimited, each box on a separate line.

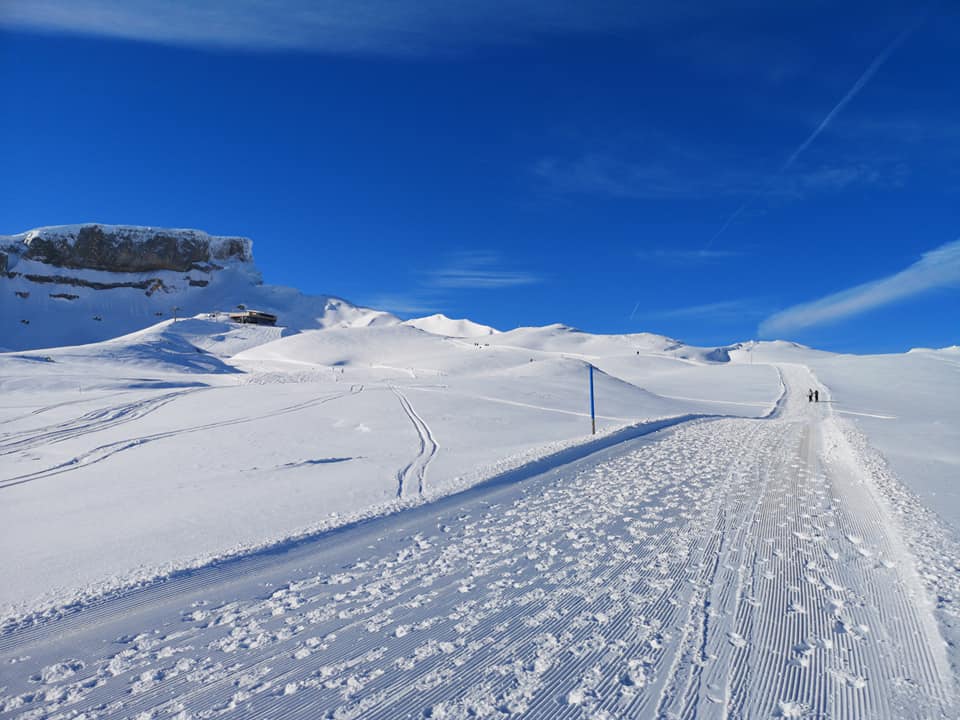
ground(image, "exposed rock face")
xmin=0 ymin=222 xmax=399 ymax=352
xmin=16 ymin=272 xmax=167 ymax=292
xmin=1 ymin=224 xmax=252 ymax=274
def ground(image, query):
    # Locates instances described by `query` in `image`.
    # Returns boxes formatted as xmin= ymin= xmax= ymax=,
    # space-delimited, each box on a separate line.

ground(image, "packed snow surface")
xmin=0 ymin=317 xmax=958 ymax=718
xmin=732 ymin=341 xmax=960 ymax=533
xmin=1 ymin=319 xmax=779 ymax=615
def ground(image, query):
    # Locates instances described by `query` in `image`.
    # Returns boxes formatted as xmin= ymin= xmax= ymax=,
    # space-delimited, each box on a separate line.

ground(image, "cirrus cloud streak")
xmin=759 ymin=239 xmax=960 ymax=337
xmin=1 ymin=0 xmax=709 ymax=55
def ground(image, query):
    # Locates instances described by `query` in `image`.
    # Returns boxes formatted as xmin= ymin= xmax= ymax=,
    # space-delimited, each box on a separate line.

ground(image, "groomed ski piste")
xmin=1 ymin=317 xmax=959 ymax=719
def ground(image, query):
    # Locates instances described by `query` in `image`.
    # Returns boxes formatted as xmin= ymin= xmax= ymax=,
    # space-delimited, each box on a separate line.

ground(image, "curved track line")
xmin=0 ymin=389 xmax=137 ymax=427
xmin=0 ymin=387 xmax=362 ymax=491
xmin=0 ymin=388 xmax=208 ymax=456
xmin=391 ymin=386 xmax=438 ymax=498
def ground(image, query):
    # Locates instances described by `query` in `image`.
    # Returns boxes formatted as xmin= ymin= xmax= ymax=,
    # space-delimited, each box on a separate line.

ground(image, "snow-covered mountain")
xmin=485 ymin=323 xmax=733 ymax=363
xmin=0 ymin=223 xmax=397 ymax=351
xmin=402 ymin=313 xmax=500 ymax=338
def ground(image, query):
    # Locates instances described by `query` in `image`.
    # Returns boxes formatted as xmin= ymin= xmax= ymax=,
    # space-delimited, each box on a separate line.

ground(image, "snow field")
xmin=0 ymin=366 xmax=954 ymax=718
xmin=0 ymin=320 xmax=781 ymax=618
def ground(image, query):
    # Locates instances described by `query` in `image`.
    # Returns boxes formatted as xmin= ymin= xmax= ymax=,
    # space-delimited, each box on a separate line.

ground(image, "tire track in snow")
xmin=391 ymin=386 xmax=438 ymax=498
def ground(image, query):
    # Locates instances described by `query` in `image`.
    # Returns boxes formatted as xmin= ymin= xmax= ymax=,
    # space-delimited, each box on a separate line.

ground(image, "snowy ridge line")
xmin=0 ymin=411 xmax=711 ymax=634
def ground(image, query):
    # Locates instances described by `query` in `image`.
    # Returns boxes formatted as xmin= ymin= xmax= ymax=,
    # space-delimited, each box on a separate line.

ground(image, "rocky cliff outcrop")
xmin=1 ymin=222 xmax=398 ymax=352
xmin=1 ymin=224 xmax=252 ymax=274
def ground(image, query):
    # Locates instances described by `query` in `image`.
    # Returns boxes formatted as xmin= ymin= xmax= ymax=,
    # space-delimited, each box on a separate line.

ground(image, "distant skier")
xmin=808 ymin=389 xmax=814 ymax=403
xmin=814 ymin=389 xmax=820 ymax=403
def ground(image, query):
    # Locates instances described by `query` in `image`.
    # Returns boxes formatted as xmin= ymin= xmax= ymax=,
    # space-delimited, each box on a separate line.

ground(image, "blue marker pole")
xmin=589 ymin=364 xmax=596 ymax=435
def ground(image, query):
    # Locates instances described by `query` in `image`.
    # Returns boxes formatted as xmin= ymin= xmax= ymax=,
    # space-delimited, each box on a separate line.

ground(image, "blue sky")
xmin=1 ymin=1 xmax=958 ymax=353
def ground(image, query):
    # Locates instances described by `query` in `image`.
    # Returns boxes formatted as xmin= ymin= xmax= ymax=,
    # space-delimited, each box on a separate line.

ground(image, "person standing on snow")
xmin=808 ymin=389 xmax=814 ymax=402
xmin=814 ymin=389 xmax=820 ymax=402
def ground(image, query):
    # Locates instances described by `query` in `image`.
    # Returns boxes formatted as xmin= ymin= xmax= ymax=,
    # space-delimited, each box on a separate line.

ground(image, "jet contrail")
xmin=706 ymin=18 xmax=924 ymax=248
xmin=778 ymin=22 xmax=916 ymax=174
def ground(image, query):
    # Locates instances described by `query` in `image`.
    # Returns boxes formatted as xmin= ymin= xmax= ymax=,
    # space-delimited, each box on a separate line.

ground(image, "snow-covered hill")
xmin=0 ymin=223 xmax=397 ymax=351
xmin=0 ymin=309 xmax=781 ymax=616
xmin=2 ymin=327 xmax=958 ymax=719
xmin=2 ymin=274 xmax=959 ymax=719
xmin=402 ymin=313 xmax=500 ymax=337
xmin=486 ymin=323 xmax=731 ymax=362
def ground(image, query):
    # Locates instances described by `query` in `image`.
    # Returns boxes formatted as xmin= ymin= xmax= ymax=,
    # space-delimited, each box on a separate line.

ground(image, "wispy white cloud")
xmin=0 ymin=1 xmax=709 ymax=55
xmin=759 ymin=239 xmax=960 ymax=336
xmin=645 ymin=299 xmax=764 ymax=320
xmin=359 ymin=252 xmax=541 ymax=316
xmin=534 ymin=154 xmax=895 ymax=203
xmin=360 ymin=293 xmax=439 ymax=316
xmin=534 ymin=155 xmax=754 ymax=200
xmin=427 ymin=252 xmax=542 ymax=289
xmin=637 ymin=248 xmax=742 ymax=263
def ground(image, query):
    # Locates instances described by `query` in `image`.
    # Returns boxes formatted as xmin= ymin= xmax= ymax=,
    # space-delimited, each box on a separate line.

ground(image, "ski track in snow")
xmin=0 ymin=389 xmax=143 ymax=428
xmin=0 ymin=366 xmax=955 ymax=718
xmin=0 ymin=388 xmax=207 ymax=457
xmin=0 ymin=387 xmax=362 ymax=491
xmin=391 ymin=387 xmax=438 ymax=499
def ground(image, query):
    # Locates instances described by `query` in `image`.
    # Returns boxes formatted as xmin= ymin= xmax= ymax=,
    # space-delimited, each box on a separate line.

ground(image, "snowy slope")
xmin=0 ymin=223 xmax=397 ymax=351
xmin=1 ymin=229 xmax=958 ymax=718
xmin=1 ymin=361 xmax=956 ymax=719
xmin=2 ymin=302 xmax=956 ymax=630
xmin=0 ymin=317 xmax=782 ymax=618
xmin=728 ymin=341 xmax=960 ymax=532
xmin=402 ymin=313 xmax=499 ymax=337
xmin=486 ymin=323 xmax=730 ymax=362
